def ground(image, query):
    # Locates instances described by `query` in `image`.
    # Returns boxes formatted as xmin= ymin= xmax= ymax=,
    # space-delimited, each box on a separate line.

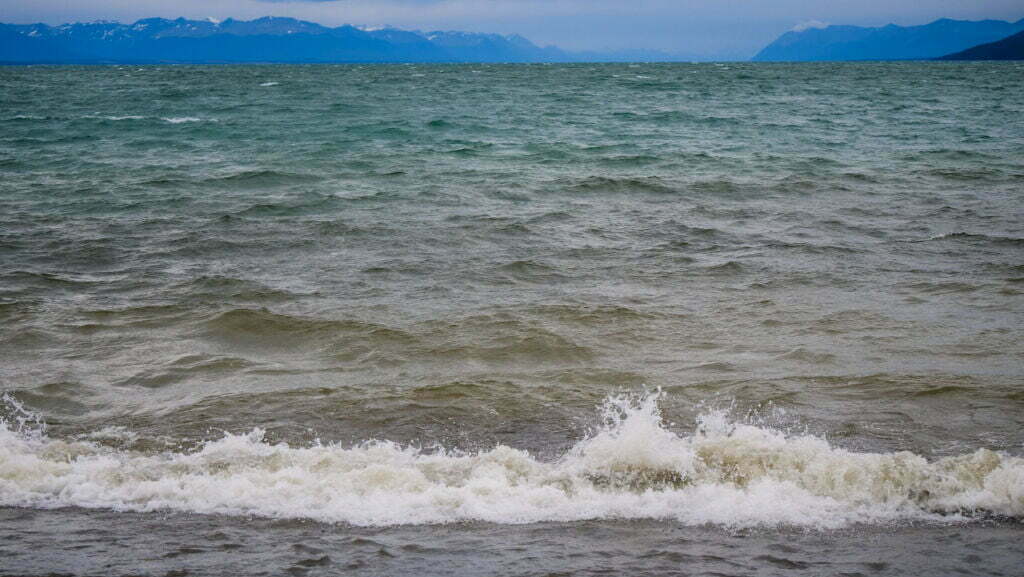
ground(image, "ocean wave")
xmin=201 ymin=169 xmax=321 ymax=189
xmin=162 ymin=117 xmax=208 ymax=124
xmin=202 ymin=308 xmax=413 ymax=351
xmin=4 ymin=115 xmax=48 ymax=121
xmin=1 ymin=391 xmax=1020 ymax=529
xmin=177 ymin=275 xmax=301 ymax=303
xmin=702 ymin=260 xmax=745 ymax=275
xmin=81 ymin=114 xmax=147 ymax=121
xmin=494 ymin=259 xmax=565 ymax=282
xmin=75 ymin=115 xmax=213 ymax=124
xmin=562 ymin=176 xmax=676 ymax=195
xmin=114 ymin=354 xmax=256 ymax=389
xmin=926 ymin=232 xmax=1024 ymax=246
xmin=5 ymin=270 xmax=106 ymax=287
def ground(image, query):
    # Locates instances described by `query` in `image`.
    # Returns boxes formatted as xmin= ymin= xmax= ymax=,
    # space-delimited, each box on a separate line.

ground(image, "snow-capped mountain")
xmin=0 ymin=17 xmax=569 ymax=63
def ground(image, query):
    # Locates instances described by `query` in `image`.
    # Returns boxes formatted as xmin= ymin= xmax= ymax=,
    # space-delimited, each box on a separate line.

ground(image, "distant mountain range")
xmin=0 ymin=17 xmax=571 ymax=64
xmin=3 ymin=15 xmax=1023 ymax=65
xmin=940 ymin=29 xmax=1024 ymax=60
xmin=754 ymin=18 xmax=1024 ymax=61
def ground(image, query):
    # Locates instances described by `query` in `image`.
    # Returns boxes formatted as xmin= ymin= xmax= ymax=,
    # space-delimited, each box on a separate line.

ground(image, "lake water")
xmin=1 ymin=62 xmax=1023 ymax=575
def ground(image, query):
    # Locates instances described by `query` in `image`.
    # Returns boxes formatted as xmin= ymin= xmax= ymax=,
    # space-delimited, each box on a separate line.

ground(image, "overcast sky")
xmin=2 ymin=0 xmax=1022 ymax=58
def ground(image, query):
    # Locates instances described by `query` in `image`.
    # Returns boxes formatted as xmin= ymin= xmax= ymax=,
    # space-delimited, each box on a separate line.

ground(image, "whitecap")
xmin=83 ymin=115 xmax=146 ymax=121
xmin=0 ymin=391 xmax=1020 ymax=528
xmin=80 ymin=426 xmax=138 ymax=443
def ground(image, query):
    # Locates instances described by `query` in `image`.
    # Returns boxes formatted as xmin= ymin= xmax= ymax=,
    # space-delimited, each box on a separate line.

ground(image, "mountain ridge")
xmin=0 ymin=16 xmax=569 ymax=64
xmin=753 ymin=17 xmax=1024 ymax=61
xmin=939 ymin=29 xmax=1024 ymax=60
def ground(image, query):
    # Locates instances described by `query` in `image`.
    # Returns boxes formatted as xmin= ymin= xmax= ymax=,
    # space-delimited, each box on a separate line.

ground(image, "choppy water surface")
xmin=1 ymin=62 xmax=1023 ymax=575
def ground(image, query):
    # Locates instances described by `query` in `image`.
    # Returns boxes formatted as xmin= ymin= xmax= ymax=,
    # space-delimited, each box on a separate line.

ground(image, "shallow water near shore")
xmin=1 ymin=61 xmax=1023 ymax=575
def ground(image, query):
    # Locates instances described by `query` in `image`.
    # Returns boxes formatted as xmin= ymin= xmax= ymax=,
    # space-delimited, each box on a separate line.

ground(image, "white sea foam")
xmin=80 ymin=426 xmax=138 ymax=443
xmin=83 ymin=115 xmax=146 ymax=121
xmin=259 ymin=82 xmax=279 ymax=87
xmin=0 ymin=391 xmax=1020 ymax=528
xmin=162 ymin=117 xmax=205 ymax=124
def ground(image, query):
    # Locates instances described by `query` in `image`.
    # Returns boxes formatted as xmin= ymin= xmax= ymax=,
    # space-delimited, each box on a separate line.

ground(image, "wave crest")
xmin=0 ymin=391 xmax=1021 ymax=528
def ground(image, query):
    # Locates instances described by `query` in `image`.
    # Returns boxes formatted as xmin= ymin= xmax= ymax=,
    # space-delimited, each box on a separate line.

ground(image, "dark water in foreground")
xmin=1 ymin=62 xmax=1023 ymax=575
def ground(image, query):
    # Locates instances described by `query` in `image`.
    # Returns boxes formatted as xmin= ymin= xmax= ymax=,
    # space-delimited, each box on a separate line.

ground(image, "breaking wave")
xmin=0 ymin=391 xmax=1020 ymax=528
xmin=162 ymin=117 xmax=207 ymax=124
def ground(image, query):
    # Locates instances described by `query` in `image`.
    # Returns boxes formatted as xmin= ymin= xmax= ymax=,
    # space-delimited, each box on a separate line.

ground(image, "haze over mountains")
xmin=2 ymin=16 xmax=1023 ymax=64
xmin=754 ymin=17 xmax=1024 ymax=61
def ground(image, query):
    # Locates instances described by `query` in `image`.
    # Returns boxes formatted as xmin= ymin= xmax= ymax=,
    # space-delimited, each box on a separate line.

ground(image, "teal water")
xmin=1 ymin=62 xmax=1023 ymax=576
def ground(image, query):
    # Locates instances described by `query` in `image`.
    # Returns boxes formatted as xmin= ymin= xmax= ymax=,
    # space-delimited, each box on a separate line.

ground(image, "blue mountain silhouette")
xmin=0 ymin=17 xmax=569 ymax=63
xmin=754 ymin=18 xmax=1024 ymax=61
